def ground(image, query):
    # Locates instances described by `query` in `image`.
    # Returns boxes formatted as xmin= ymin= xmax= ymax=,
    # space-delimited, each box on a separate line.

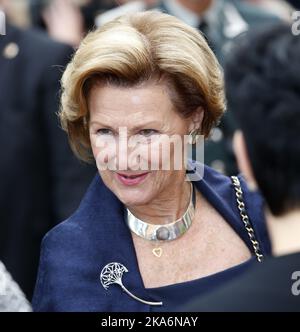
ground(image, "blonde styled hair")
xmin=60 ymin=11 xmax=226 ymax=162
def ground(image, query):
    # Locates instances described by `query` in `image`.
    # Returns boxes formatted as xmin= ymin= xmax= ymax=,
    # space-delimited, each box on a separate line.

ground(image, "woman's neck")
xmin=266 ymin=209 xmax=300 ymax=257
xmin=127 ymin=177 xmax=192 ymax=226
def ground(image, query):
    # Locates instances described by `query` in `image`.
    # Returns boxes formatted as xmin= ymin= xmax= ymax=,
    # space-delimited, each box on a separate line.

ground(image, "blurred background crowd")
xmin=0 ymin=0 xmax=299 ymax=310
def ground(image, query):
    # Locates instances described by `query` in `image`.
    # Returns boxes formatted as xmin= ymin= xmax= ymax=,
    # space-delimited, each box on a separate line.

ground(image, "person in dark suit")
xmin=0 ymin=17 xmax=95 ymax=298
xmin=33 ymin=11 xmax=272 ymax=312
xmin=184 ymin=24 xmax=300 ymax=312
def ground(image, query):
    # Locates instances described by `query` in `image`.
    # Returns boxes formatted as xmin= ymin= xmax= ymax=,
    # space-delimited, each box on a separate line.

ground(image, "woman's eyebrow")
xmin=89 ymin=121 xmax=161 ymax=131
xmin=131 ymin=121 xmax=161 ymax=131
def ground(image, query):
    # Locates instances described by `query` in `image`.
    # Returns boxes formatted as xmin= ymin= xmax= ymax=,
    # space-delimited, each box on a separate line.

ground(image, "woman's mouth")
xmin=116 ymin=172 xmax=149 ymax=186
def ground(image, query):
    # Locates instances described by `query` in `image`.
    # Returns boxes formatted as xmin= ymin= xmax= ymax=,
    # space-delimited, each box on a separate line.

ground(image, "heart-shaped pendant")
xmin=152 ymin=247 xmax=162 ymax=258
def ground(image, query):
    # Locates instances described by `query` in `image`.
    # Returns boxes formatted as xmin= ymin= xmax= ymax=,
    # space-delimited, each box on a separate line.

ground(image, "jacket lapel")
xmin=77 ymin=174 xmax=154 ymax=311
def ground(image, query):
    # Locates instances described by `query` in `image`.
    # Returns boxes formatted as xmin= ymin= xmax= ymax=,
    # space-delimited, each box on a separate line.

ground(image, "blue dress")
xmin=32 ymin=165 xmax=271 ymax=312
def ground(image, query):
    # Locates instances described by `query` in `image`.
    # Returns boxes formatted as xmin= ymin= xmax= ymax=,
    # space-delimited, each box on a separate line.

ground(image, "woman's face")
xmin=88 ymin=82 xmax=200 ymax=207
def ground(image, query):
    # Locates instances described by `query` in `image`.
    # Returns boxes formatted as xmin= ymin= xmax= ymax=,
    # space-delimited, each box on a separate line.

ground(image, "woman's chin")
xmin=108 ymin=172 xmax=154 ymax=206
xmin=116 ymin=190 xmax=151 ymax=207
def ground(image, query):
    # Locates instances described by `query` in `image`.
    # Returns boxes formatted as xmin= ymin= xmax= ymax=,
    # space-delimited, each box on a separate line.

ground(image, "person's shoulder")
xmin=14 ymin=26 xmax=73 ymax=65
xmin=23 ymin=26 xmax=71 ymax=51
xmin=201 ymin=164 xmax=255 ymax=199
xmin=37 ymin=218 xmax=82 ymax=275
xmin=200 ymin=164 xmax=254 ymax=207
xmin=202 ymin=164 xmax=232 ymax=186
xmin=185 ymin=253 xmax=300 ymax=312
xmin=43 ymin=214 xmax=81 ymax=246
xmin=32 ymin=216 xmax=83 ymax=312
xmin=195 ymin=163 xmax=241 ymax=210
xmin=41 ymin=172 xmax=103 ymax=251
xmin=199 ymin=164 xmax=271 ymax=255
xmin=32 ymin=173 xmax=118 ymax=311
xmin=232 ymin=0 xmax=281 ymax=25
xmin=200 ymin=163 xmax=240 ymax=199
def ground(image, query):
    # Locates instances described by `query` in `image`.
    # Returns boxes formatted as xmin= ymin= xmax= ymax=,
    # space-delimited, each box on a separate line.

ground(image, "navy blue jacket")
xmin=32 ymin=165 xmax=271 ymax=312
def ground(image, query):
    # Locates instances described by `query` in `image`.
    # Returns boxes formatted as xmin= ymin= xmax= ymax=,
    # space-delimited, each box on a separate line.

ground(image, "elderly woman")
xmin=33 ymin=11 xmax=270 ymax=312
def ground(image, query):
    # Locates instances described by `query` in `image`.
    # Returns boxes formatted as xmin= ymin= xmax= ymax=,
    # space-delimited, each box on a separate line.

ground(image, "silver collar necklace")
xmin=126 ymin=182 xmax=196 ymax=242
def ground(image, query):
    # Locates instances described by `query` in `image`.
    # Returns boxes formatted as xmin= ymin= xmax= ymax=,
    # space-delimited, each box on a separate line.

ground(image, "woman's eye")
xmin=96 ymin=129 xmax=113 ymax=135
xmin=139 ymin=129 xmax=158 ymax=137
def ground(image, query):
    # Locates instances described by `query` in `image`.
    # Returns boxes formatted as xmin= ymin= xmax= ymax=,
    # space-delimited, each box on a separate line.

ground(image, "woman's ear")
xmin=188 ymin=107 xmax=204 ymax=133
xmin=233 ymin=131 xmax=258 ymax=191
